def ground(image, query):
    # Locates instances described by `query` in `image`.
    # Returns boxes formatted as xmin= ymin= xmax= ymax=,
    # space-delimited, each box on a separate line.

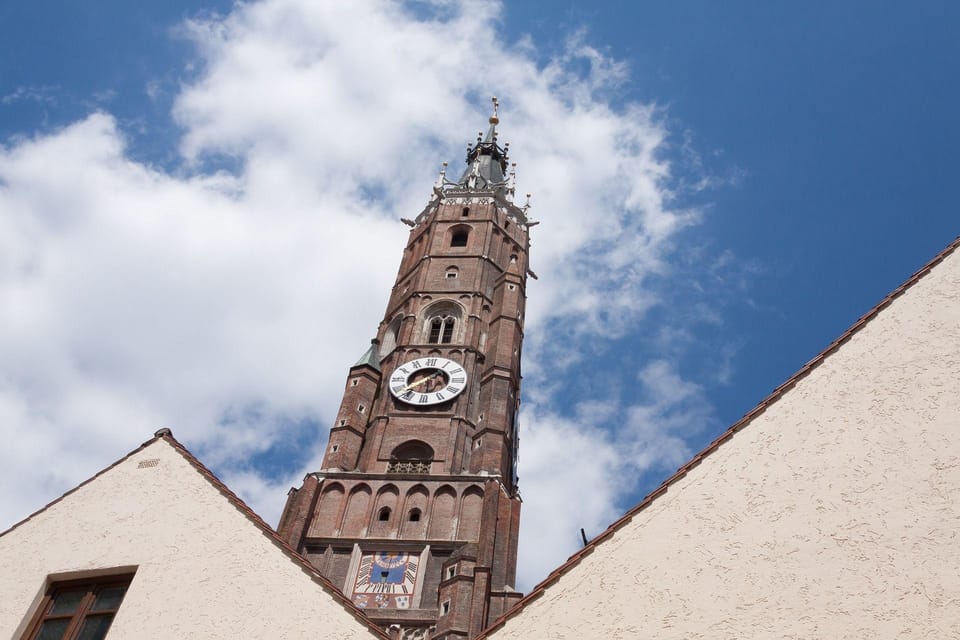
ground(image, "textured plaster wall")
xmin=489 ymin=248 xmax=960 ymax=639
xmin=0 ymin=439 xmax=381 ymax=640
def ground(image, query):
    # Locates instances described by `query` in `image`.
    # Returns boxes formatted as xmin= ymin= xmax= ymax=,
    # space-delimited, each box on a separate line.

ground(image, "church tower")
xmin=279 ymin=99 xmax=533 ymax=640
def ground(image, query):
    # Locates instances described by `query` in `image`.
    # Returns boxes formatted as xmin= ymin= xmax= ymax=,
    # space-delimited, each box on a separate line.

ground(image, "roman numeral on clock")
xmin=389 ymin=357 xmax=467 ymax=406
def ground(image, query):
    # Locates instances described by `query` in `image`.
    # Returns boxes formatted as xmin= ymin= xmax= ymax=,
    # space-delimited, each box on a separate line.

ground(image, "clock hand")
xmin=397 ymin=376 xmax=434 ymax=394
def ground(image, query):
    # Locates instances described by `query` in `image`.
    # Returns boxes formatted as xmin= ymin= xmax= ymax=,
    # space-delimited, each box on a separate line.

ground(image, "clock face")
xmin=352 ymin=552 xmax=420 ymax=609
xmin=389 ymin=357 xmax=467 ymax=405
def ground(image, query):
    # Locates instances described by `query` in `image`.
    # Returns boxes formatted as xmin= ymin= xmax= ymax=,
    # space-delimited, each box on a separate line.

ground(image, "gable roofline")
xmin=476 ymin=234 xmax=960 ymax=639
xmin=1 ymin=429 xmax=390 ymax=640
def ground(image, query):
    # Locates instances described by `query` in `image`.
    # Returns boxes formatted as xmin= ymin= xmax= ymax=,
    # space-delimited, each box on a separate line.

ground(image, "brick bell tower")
xmin=278 ymin=99 xmax=535 ymax=640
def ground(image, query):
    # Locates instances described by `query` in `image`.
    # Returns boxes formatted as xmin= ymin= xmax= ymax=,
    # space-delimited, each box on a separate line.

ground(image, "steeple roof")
xmin=411 ymin=96 xmax=533 ymax=229
xmin=454 ymin=97 xmax=512 ymax=196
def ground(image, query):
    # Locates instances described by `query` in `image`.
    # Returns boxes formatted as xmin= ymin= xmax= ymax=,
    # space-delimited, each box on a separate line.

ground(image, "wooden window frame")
xmin=21 ymin=573 xmax=134 ymax=640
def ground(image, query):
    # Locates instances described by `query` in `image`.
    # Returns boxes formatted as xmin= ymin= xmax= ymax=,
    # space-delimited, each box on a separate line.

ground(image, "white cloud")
xmin=1 ymin=85 xmax=58 ymax=106
xmin=0 ymin=0 xmax=716 ymax=591
xmin=516 ymin=358 xmax=709 ymax=586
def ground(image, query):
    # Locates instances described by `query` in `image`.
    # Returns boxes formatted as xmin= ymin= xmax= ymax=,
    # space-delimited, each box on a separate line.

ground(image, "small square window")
xmin=440 ymin=600 xmax=450 ymax=616
xmin=23 ymin=573 xmax=134 ymax=640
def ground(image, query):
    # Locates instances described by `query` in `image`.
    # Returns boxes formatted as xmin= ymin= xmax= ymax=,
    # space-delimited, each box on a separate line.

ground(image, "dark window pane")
xmin=35 ymin=619 xmax=70 ymax=640
xmin=77 ymin=614 xmax=114 ymax=640
xmin=429 ymin=318 xmax=442 ymax=343
xmin=441 ymin=318 xmax=454 ymax=343
xmin=49 ymin=590 xmax=85 ymax=615
xmin=91 ymin=587 xmax=126 ymax=611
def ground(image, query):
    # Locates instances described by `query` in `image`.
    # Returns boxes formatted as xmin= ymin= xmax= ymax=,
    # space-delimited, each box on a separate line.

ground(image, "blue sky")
xmin=1 ymin=1 xmax=958 ymax=590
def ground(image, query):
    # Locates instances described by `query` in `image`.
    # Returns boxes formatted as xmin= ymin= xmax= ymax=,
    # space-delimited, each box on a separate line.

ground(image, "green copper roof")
xmin=353 ymin=340 xmax=381 ymax=371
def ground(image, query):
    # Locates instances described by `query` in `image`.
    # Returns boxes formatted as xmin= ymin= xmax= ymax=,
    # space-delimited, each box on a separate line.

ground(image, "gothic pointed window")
xmin=380 ymin=315 xmax=402 ymax=356
xmin=422 ymin=300 xmax=463 ymax=345
xmin=429 ymin=315 xmax=456 ymax=344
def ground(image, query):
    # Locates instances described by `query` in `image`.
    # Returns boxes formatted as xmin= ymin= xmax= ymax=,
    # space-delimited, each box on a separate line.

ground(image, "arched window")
xmin=449 ymin=225 xmax=471 ymax=248
xmin=401 ymin=485 xmax=429 ymax=537
xmin=429 ymin=315 xmax=456 ymax=344
xmin=387 ymin=440 xmax=434 ymax=474
xmin=380 ymin=315 xmax=402 ymax=356
xmin=378 ymin=507 xmax=391 ymax=521
xmin=422 ymin=300 xmax=463 ymax=345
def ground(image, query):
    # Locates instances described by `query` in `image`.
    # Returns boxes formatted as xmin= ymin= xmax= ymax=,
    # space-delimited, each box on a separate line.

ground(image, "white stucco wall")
xmin=489 ymin=247 xmax=960 ymax=639
xmin=0 ymin=438 xmax=383 ymax=639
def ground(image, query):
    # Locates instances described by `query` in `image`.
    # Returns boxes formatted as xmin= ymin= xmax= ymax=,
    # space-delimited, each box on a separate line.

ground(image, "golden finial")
xmin=489 ymin=96 xmax=500 ymax=125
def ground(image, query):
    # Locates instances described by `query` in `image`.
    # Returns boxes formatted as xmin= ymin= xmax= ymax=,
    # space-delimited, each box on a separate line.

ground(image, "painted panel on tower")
xmin=351 ymin=551 xmax=421 ymax=610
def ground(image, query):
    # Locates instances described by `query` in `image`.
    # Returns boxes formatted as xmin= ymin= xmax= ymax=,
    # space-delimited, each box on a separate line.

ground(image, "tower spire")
xmin=278 ymin=110 xmax=531 ymax=639
xmin=457 ymin=96 xmax=510 ymax=192
xmin=486 ymin=95 xmax=500 ymax=140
